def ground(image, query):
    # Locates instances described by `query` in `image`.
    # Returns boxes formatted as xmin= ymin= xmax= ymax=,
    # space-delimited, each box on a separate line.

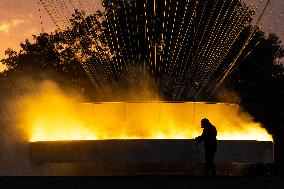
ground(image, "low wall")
xmin=29 ymin=139 xmax=273 ymax=164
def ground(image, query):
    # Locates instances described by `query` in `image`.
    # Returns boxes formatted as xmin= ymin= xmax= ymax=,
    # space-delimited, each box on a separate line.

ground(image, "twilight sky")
xmin=0 ymin=0 xmax=283 ymax=72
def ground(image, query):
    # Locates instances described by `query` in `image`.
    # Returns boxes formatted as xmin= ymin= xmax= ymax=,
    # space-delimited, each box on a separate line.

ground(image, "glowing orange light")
xmin=17 ymin=81 xmax=272 ymax=142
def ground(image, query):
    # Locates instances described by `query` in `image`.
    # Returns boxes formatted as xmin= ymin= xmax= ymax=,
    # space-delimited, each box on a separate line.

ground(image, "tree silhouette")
xmin=0 ymin=0 xmax=283 ymax=133
xmin=1 ymin=0 xmax=284 ymax=174
xmin=0 ymin=31 xmax=96 ymax=101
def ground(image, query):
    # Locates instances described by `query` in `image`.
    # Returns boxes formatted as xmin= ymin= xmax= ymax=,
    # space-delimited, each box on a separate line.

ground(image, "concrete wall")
xmin=29 ymin=139 xmax=273 ymax=164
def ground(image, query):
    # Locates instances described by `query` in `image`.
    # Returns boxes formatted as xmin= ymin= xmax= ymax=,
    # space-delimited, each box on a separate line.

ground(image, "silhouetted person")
xmin=195 ymin=118 xmax=217 ymax=175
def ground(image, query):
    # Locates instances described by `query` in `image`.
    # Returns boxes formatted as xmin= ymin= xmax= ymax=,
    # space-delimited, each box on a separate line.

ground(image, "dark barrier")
xmin=29 ymin=139 xmax=273 ymax=164
xmin=29 ymin=139 xmax=273 ymax=175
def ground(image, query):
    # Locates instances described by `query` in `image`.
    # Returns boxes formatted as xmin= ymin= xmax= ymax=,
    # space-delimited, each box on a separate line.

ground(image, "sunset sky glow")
xmin=0 ymin=0 xmax=283 ymax=72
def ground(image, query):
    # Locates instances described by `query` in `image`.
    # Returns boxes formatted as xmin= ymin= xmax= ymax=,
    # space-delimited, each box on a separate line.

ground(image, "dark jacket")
xmin=196 ymin=124 xmax=217 ymax=152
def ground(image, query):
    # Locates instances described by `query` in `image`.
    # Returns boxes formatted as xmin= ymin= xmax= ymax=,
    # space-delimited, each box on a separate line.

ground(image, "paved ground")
xmin=36 ymin=161 xmax=274 ymax=176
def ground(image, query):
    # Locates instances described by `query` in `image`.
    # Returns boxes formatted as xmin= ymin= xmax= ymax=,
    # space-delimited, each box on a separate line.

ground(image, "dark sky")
xmin=0 ymin=0 xmax=283 ymax=71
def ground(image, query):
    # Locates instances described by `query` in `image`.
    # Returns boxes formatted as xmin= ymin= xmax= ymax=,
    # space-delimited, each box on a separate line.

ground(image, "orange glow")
xmin=18 ymin=81 xmax=272 ymax=142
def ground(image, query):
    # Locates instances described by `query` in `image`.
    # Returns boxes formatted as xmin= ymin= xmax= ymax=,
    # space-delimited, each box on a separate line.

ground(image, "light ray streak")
xmin=187 ymin=0 xmax=222 ymax=78
xmin=209 ymin=11 xmax=252 ymax=71
xmin=195 ymin=15 xmax=252 ymax=98
xmin=209 ymin=0 xmax=271 ymax=98
xmin=179 ymin=1 xmax=232 ymax=99
xmin=45 ymin=4 xmax=97 ymax=92
xmin=39 ymin=0 xmax=272 ymax=101
xmin=182 ymin=0 xmax=251 ymax=99
xmin=165 ymin=0 xmax=179 ymax=74
xmin=39 ymin=0 xmax=60 ymax=29
xmin=175 ymin=0 xmax=208 ymax=98
xmin=171 ymin=0 xmax=198 ymax=99
xmin=166 ymin=0 xmax=194 ymax=90
xmin=224 ymin=39 xmax=261 ymax=78
xmin=177 ymin=0 xmax=221 ymax=99
xmin=47 ymin=0 xmax=67 ymax=28
xmin=194 ymin=2 xmax=251 ymax=86
xmin=191 ymin=0 xmax=229 ymax=79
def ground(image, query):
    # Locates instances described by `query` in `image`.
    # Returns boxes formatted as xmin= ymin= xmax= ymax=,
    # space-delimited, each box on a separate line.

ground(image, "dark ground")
xmin=0 ymin=176 xmax=283 ymax=189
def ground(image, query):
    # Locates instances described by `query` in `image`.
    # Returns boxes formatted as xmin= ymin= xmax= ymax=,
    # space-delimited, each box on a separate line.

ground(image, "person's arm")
xmin=195 ymin=136 xmax=202 ymax=145
xmin=195 ymin=129 xmax=205 ymax=145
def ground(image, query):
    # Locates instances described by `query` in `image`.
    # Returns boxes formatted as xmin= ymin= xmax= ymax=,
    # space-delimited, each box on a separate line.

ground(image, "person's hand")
xmin=194 ymin=136 xmax=201 ymax=145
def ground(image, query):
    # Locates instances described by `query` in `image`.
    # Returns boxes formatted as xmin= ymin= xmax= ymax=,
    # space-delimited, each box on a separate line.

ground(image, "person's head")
xmin=201 ymin=118 xmax=210 ymax=128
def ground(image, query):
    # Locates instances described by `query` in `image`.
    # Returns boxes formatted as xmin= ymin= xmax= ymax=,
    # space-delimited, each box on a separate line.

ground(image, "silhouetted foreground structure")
xmin=37 ymin=0 xmax=256 ymax=100
xmin=29 ymin=140 xmax=273 ymax=176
